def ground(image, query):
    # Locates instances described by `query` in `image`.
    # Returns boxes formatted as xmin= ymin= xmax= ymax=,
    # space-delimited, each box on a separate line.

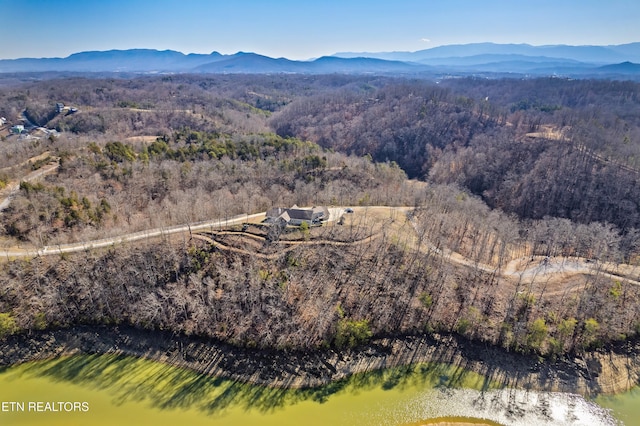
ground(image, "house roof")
xmin=287 ymin=209 xmax=314 ymax=220
xmin=277 ymin=211 xmax=290 ymax=222
xmin=266 ymin=205 xmax=328 ymax=222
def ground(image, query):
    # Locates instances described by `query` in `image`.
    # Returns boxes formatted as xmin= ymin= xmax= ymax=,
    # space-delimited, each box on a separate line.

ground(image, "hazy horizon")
xmin=4 ymin=41 xmax=640 ymax=62
xmin=1 ymin=0 xmax=639 ymax=61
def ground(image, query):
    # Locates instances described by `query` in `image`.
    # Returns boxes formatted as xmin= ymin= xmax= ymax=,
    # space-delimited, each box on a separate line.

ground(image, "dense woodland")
xmin=1 ymin=73 xmax=640 ymax=356
xmin=2 ymin=134 xmax=413 ymax=245
xmin=270 ymin=78 xmax=640 ymax=234
xmin=1 ymin=192 xmax=638 ymax=355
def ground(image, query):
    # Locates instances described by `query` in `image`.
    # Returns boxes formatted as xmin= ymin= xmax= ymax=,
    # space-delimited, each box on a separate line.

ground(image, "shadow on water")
xmin=6 ymin=354 xmax=496 ymax=417
xmin=2 ymin=353 xmax=622 ymax=425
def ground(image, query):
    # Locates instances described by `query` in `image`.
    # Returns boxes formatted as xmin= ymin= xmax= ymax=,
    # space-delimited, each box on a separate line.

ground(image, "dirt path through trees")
xmin=1 ymin=201 xmax=638 ymax=292
xmin=0 ymin=156 xmax=59 ymax=211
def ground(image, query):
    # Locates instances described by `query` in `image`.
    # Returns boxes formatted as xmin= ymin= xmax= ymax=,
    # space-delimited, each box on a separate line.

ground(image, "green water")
xmin=597 ymin=387 xmax=640 ymax=425
xmin=0 ymin=354 xmax=624 ymax=425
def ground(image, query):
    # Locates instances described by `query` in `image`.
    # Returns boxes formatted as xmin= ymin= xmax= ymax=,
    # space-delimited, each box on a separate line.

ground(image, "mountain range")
xmin=1 ymin=43 xmax=640 ymax=78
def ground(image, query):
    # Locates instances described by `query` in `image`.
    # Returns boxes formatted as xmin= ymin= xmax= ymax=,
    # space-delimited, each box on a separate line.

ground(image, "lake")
xmin=0 ymin=354 xmax=627 ymax=425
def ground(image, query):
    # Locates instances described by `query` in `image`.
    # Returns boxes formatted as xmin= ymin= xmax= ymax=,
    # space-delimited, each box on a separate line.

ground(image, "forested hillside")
xmin=2 ymin=133 xmax=413 ymax=245
xmin=1 ymin=73 xmax=640 ymax=356
xmin=269 ymin=77 xmax=640 ymax=240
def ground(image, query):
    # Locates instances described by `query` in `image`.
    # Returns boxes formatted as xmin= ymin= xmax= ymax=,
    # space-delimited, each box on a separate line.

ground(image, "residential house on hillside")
xmin=265 ymin=205 xmax=329 ymax=226
xmin=10 ymin=124 xmax=25 ymax=135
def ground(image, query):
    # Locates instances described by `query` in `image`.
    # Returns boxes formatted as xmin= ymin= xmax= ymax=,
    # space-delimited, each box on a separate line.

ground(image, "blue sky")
xmin=1 ymin=0 xmax=639 ymax=59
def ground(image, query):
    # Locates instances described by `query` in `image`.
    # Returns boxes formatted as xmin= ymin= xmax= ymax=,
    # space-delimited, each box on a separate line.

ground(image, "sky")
xmin=1 ymin=0 xmax=639 ymax=60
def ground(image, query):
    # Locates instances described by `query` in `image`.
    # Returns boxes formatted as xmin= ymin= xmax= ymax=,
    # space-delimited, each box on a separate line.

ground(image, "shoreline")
xmin=1 ymin=325 xmax=639 ymax=397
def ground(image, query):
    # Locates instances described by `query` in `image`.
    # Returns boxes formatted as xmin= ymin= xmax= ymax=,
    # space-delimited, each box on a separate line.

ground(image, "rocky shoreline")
xmin=1 ymin=325 xmax=639 ymax=396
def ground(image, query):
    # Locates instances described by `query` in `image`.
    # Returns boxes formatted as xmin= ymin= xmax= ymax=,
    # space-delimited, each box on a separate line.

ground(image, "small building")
xmin=0 ymin=117 xmax=6 ymax=126
xmin=56 ymin=103 xmax=65 ymax=113
xmin=10 ymin=125 xmax=25 ymax=135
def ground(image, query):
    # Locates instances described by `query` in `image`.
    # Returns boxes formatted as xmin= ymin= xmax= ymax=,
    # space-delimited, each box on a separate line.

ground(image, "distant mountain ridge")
xmin=1 ymin=43 xmax=639 ymax=77
xmin=0 ymin=49 xmax=226 ymax=73
xmin=0 ymin=49 xmax=427 ymax=75
xmin=335 ymin=42 xmax=640 ymax=64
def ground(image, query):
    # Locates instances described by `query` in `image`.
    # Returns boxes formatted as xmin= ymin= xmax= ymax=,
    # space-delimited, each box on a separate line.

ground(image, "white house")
xmin=10 ymin=125 xmax=25 ymax=135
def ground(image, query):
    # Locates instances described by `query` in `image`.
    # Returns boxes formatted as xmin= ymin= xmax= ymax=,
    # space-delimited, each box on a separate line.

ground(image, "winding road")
xmin=0 ymin=154 xmax=60 ymax=211
xmin=0 ymin=156 xmax=638 ymax=289
xmin=1 ymin=202 xmax=638 ymax=289
xmin=1 ymin=212 xmax=266 ymax=258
